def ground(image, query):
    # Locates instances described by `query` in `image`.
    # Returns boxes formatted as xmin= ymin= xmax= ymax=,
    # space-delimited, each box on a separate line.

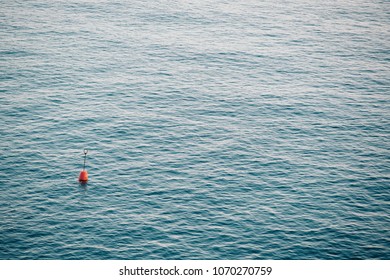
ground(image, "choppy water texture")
xmin=1 ymin=0 xmax=390 ymax=259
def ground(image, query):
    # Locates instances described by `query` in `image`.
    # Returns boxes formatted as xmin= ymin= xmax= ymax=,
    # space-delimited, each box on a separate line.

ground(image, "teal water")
xmin=1 ymin=0 xmax=389 ymax=259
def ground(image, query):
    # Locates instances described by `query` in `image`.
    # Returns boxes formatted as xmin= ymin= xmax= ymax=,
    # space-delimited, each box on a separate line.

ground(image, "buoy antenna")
xmin=83 ymin=149 xmax=88 ymax=170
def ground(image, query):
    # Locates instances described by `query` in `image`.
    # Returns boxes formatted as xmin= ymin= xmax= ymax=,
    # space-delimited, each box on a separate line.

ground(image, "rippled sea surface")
xmin=1 ymin=0 xmax=389 ymax=259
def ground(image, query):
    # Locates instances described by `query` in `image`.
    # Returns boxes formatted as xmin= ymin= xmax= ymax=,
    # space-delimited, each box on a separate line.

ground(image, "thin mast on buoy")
xmin=79 ymin=149 xmax=89 ymax=182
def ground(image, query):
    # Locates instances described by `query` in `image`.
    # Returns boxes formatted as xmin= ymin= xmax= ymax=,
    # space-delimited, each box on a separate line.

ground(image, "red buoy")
xmin=78 ymin=149 xmax=89 ymax=182
xmin=79 ymin=170 xmax=88 ymax=182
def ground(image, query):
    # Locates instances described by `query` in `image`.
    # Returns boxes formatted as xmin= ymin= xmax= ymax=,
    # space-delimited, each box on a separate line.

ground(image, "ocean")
xmin=0 ymin=0 xmax=389 ymax=259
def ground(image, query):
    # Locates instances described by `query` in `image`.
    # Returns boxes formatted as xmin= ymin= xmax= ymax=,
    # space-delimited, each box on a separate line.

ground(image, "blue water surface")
xmin=0 ymin=0 xmax=389 ymax=259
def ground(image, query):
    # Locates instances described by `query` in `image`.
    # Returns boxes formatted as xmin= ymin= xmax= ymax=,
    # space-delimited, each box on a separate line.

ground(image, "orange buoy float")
xmin=78 ymin=149 xmax=89 ymax=182
xmin=79 ymin=170 xmax=88 ymax=182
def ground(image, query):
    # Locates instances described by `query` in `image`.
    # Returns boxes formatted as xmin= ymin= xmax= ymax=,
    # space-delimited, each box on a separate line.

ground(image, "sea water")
xmin=0 ymin=0 xmax=389 ymax=259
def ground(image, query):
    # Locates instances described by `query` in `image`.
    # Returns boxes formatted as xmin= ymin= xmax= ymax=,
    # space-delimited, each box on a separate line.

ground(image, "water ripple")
xmin=1 ymin=0 xmax=389 ymax=259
